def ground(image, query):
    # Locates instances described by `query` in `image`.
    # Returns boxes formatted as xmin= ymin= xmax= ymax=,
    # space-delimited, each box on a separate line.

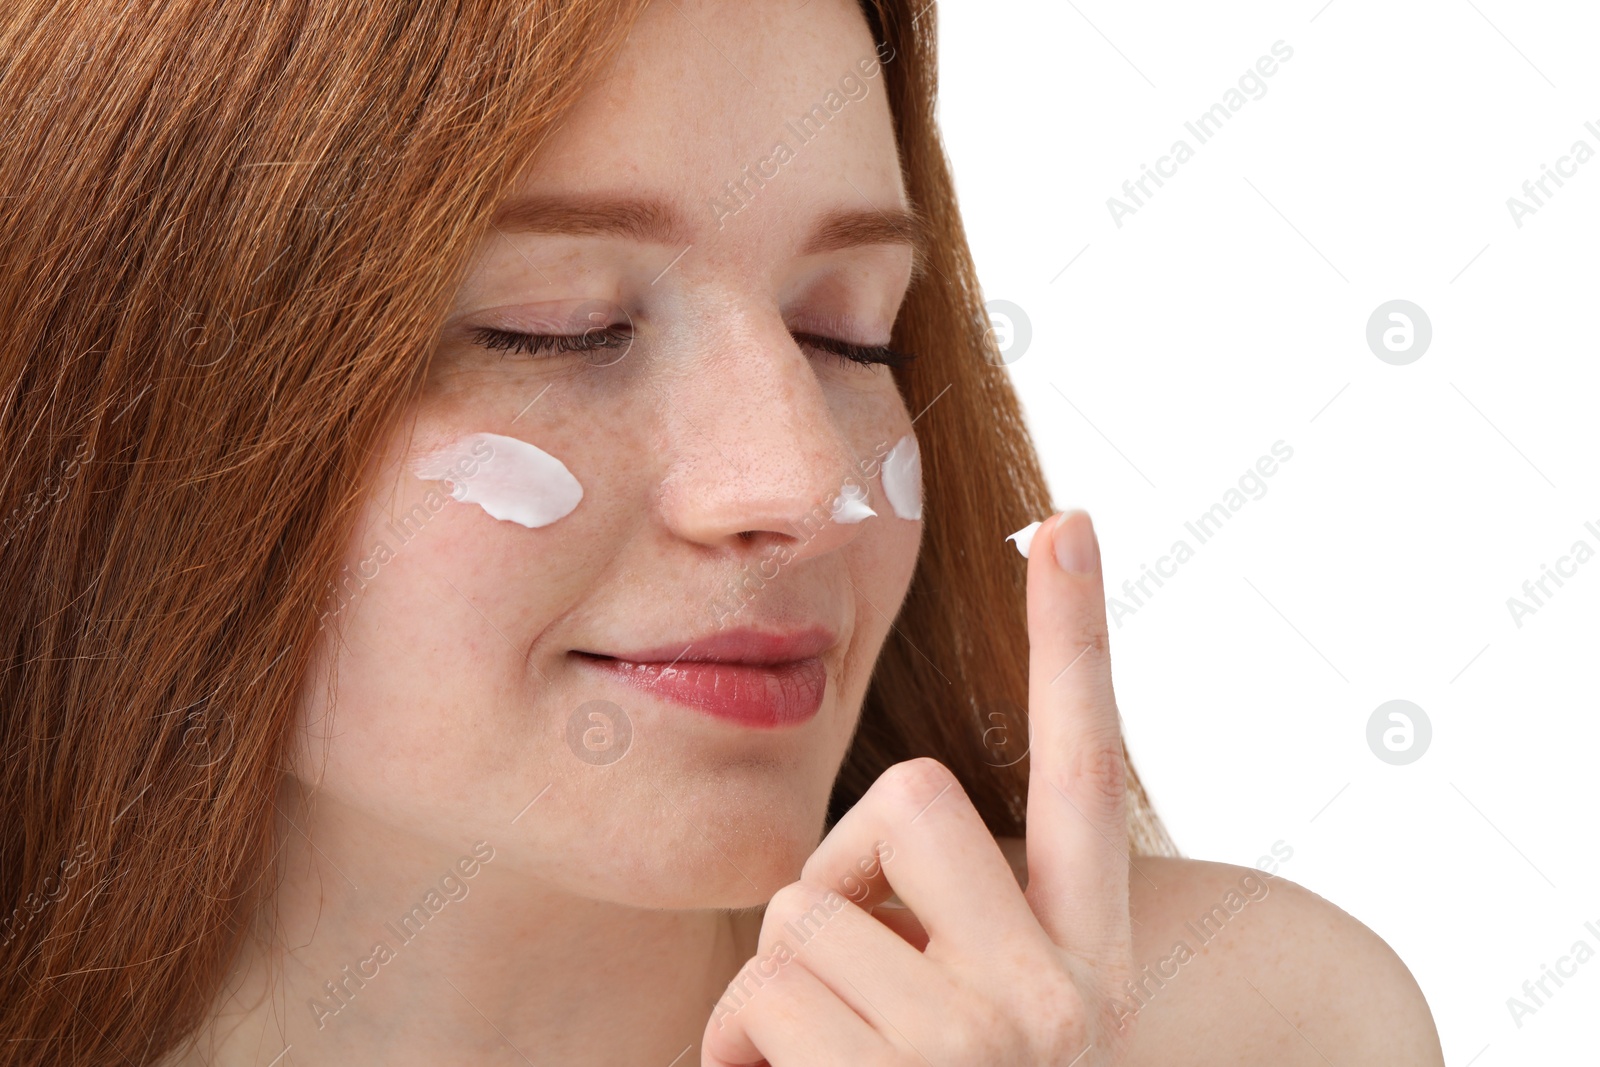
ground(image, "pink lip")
xmin=574 ymin=626 xmax=834 ymax=728
xmin=595 ymin=626 xmax=836 ymax=666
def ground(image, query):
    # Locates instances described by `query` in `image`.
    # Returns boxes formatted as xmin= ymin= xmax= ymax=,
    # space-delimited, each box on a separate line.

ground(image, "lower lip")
xmin=576 ymin=654 xmax=827 ymax=728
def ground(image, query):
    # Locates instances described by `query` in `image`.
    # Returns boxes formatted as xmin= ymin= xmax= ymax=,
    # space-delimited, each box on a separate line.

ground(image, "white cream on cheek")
xmin=829 ymin=433 xmax=922 ymax=527
xmin=830 ymin=481 xmax=876 ymax=523
xmin=880 ymin=434 xmax=922 ymax=521
xmin=409 ymin=431 xmax=583 ymax=528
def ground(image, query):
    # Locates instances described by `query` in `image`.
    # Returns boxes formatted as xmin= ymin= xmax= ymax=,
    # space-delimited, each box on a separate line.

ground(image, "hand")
xmin=701 ymin=510 xmax=1136 ymax=1066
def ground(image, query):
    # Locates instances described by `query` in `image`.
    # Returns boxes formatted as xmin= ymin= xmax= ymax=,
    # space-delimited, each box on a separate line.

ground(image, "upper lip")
xmin=578 ymin=625 xmax=836 ymax=666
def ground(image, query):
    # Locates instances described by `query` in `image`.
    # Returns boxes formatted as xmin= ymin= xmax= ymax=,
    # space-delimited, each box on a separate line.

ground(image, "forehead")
xmin=508 ymin=0 xmax=907 ymax=243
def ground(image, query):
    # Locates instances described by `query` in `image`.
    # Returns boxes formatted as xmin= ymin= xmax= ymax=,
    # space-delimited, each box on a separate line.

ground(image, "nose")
xmin=655 ymin=313 xmax=875 ymax=564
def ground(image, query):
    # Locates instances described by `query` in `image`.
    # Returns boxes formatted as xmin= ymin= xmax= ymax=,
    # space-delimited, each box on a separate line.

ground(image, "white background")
xmin=937 ymin=2 xmax=1598 ymax=1063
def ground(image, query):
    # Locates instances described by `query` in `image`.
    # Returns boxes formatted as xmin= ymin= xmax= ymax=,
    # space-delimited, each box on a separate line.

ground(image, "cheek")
xmin=854 ymin=478 xmax=920 ymax=599
xmin=318 ymin=379 xmax=651 ymax=668
xmin=833 ymin=484 xmax=919 ymax=719
xmin=338 ymin=423 xmax=604 ymax=631
xmin=291 ymin=420 xmax=635 ymax=802
xmin=840 ymin=422 xmax=922 ymax=674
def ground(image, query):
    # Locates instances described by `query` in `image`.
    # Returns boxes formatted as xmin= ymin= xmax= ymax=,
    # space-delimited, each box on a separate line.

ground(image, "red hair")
xmin=0 ymin=1 xmax=1171 ymax=1059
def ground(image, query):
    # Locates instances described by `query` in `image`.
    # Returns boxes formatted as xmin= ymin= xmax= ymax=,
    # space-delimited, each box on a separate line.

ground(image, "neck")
xmin=173 ymin=790 xmax=764 ymax=1066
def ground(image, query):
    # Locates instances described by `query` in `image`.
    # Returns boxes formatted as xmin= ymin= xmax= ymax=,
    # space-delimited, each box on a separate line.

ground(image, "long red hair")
xmin=0 ymin=0 xmax=1173 ymax=1059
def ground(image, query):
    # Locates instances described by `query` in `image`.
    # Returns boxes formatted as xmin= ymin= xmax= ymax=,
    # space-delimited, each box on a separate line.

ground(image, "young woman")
xmin=0 ymin=1 xmax=1444 ymax=1063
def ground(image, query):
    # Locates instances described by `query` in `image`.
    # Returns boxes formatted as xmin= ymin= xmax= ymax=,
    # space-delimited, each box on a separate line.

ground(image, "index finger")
xmin=1015 ymin=510 xmax=1132 ymax=960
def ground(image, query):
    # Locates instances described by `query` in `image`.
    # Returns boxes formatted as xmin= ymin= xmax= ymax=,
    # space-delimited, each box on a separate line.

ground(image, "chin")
xmin=535 ymin=777 xmax=832 ymax=911
xmin=560 ymin=834 xmax=819 ymax=912
xmin=666 ymin=803 xmax=830 ymax=910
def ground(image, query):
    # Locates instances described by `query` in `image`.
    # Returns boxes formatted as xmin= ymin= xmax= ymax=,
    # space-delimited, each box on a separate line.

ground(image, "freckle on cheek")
xmin=409 ymin=431 xmax=582 ymax=528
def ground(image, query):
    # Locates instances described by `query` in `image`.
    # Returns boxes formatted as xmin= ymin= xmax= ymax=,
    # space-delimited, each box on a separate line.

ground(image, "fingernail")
xmin=1052 ymin=510 xmax=1099 ymax=574
xmin=1005 ymin=520 xmax=1042 ymax=558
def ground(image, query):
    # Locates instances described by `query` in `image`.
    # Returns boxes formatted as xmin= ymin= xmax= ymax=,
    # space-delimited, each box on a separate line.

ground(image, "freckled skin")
xmin=295 ymin=1 xmax=920 ymax=912
xmin=205 ymin=3 xmax=925 ymax=1061
xmin=180 ymin=3 xmax=1444 ymax=1064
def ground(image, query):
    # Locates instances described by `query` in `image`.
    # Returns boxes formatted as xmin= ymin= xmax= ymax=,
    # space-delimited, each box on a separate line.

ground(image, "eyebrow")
xmin=487 ymin=193 xmax=932 ymax=281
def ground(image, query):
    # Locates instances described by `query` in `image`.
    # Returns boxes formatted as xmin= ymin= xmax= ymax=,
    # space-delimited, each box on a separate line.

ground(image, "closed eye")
xmin=791 ymin=332 xmax=916 ymax=369
xmin=470 ymin=325 xmax=632 ymax=358
xmin=469 ymin=326 xmax=916 ymax=369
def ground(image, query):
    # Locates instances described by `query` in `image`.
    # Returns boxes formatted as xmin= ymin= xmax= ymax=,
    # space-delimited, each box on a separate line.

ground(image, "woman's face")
xmin=293 ymin=0 xmax=923 ymax=909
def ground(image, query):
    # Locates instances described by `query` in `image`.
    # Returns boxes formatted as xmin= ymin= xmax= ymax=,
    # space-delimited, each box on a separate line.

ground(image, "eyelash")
xmin=468 ymin=326 xmax=917 ymax=369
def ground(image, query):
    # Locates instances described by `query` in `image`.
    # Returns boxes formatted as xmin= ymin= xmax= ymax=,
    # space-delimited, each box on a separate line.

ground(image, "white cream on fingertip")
xmin=881 ymin=433 xmax=922 ymax=520
xmin=410 ymin=431 xmax=582 ymax=528
xmin=830 ymin=481 xmax=876 ymax=524
xmin=1006 ymin=520 xmax=1043 ymax=558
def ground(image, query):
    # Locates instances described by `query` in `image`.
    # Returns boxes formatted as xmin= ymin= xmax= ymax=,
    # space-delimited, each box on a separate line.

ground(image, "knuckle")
xmin=929 ymin=997 xmax=998 ymax=1061
xmin=1062 ymin=595 xmax=1112 ymax=658
xmin=1029 ymin=973 xmax=1092 ymax=1056
xmin=876 ymin=757 xmax=962 ymax=817
xmin=1078 ymin=611 xmax=1110 ymax=658
xmin=728 ymin=954 xmax=812 ymax=1032
xmin=761 ymin=880 xmax=848 ymax=945
xmin=764 ymin=879 xmax=838 ymax=922
xmin=1068 ymin=734 xmax=1129 ymax=814
xmin=922 ymin=973 xmax=1047 ymax=1062
xmin=941 ymin=1014 xmax=985 ymax=1060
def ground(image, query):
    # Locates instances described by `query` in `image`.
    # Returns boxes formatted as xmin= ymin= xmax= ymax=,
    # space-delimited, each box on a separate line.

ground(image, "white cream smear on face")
xmin=881 ymin=434 xmax=922 ymax=520
xmin=410 ymin=431 xmax=582 ymax=528
xmin=831 ymin=481 xmax=877 ymax=524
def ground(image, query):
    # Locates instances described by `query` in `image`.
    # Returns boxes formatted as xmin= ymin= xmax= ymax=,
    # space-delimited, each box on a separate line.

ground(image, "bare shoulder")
xmin=993 ymin=838 xmax=1444 ymax=1067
